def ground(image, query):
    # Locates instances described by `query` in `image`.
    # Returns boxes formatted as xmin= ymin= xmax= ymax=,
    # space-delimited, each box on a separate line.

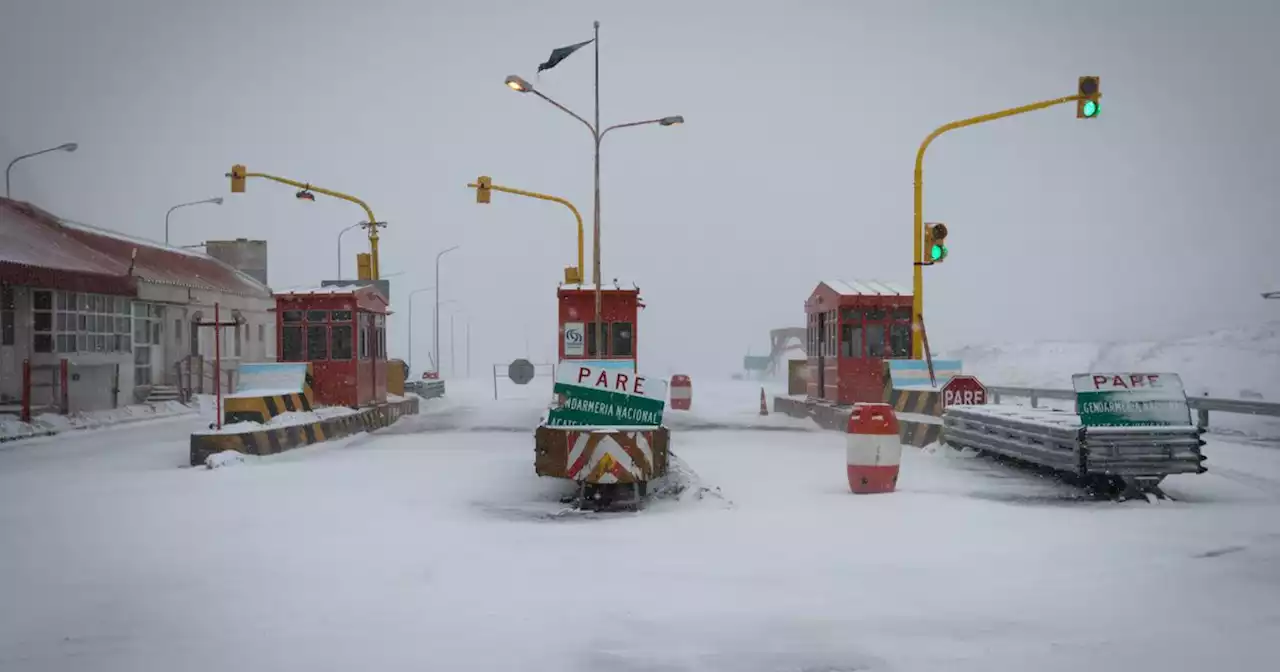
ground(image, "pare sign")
xmin=556 ymin=364 xmax=661 ymax=400
xmin=1072 ymin=373 xmax=1182 ymax=393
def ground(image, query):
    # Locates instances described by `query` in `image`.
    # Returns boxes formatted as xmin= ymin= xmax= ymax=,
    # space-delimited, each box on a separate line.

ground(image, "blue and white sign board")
xmin=887 ymin=359 xmax=962 ymax=390
xmin=231 ymin=362 xmax=309 ymax=398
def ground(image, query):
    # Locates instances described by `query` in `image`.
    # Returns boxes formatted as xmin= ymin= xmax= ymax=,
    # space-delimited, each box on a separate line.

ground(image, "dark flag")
xmin=537 ymin=39 xmax=594 ymax=73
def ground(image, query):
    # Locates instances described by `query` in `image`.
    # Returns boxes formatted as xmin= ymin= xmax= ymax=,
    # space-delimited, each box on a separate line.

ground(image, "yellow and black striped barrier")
xmin=190 ymin=396 xmax=419 ymax=466
xmin=222 ymin=364 xmax=316 ymax=425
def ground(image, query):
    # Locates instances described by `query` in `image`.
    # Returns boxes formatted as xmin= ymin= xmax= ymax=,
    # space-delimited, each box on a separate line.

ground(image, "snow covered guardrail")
xmin=406 ymin=380 xmax=446 ymax=399
xmin=987 ymin=386 xmax=1280 ymax=427
xmin=942 ymin=405 xmax=1207 ymax=492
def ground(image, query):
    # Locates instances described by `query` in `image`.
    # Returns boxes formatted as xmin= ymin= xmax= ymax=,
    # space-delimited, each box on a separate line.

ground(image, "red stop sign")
xmin=942 ymin=375 xmax=987 ymax=407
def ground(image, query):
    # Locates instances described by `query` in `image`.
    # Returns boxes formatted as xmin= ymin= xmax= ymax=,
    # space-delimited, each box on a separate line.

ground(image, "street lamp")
xmin=337 ymin=222 xmax=364 ymax=279
xmin=440 ymin=302 xmax=467 ymax=379
xmin=434 ymin=245 xmax=460 ymax=376
xmin=5 ymin=142 xmax=78 ymax=199
xmin=164 ymin=197 xmax=223 ymax=246
xmin=406 ymin=286 xmax=435 ymax=374
xmin=504 ymin=69 xmax=682 ymax=357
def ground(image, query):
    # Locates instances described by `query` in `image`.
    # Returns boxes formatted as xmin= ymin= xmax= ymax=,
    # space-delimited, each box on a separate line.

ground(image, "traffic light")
xmin=923 ymin=222 xmax=948 ymax=263
xmin=229 ymin=164 xmax=246 ymax=193
xmin=1077 ymin=76 xmax=1100 ymax=119
xmin=476 ymin=175 xmax=492 ymax=204
xmin=356 ymin=252 xmax=372 ymax=281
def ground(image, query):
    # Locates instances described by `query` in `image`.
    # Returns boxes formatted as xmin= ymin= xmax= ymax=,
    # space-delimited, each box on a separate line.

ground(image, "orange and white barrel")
xmin=669 ymin=375 xmax=692 ymax=411
xmin=846 ymin=402 xmax=902 ymax=494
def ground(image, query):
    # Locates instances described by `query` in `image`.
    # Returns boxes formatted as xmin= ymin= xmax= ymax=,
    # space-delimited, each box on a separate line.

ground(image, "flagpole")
xmin=592 ymin=19 xmax=604 ymax=362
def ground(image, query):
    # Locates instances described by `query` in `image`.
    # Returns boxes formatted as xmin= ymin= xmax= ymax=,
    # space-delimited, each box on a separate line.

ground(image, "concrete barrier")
xmin=190 ymin=396 xmax=419 ymax=466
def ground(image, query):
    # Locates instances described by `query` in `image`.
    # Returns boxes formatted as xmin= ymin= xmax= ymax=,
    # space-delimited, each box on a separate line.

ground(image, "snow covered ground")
xmin=1 ymin=377 xmax=1278 ymax=671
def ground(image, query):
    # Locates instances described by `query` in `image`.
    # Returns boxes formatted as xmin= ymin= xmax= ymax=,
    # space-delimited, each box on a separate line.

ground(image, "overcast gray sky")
xmin=3 ymin=0 xmax=1277 ymax=377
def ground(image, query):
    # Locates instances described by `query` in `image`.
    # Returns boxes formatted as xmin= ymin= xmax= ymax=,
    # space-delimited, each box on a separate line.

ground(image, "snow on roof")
xmin=0 ymin=199 xmax=271 ymax=298
xmin=559 ymin=282 xmax=639 ymax=292
xmin=821 ymin=279 xmax=910 ymax=296
xmin=275 ymin=284 xmax=370 ymax=296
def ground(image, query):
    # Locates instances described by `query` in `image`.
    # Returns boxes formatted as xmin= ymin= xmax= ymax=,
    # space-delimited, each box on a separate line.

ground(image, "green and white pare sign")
xmin=547 ymin=363 xmax=665 ymax=428
xmin=1072 ymin=372 xmax=1192 ymax=427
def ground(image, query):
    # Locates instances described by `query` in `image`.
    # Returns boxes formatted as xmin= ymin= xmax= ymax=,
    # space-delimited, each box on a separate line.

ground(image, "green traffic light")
xmin=930 ymin=244 xmax=946 ymax=261
xmin=1082 ymin=99 xmax=1099 ymax=118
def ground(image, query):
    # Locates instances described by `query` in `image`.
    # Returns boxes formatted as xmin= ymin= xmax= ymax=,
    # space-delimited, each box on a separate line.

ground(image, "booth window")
xmin=358 ymin=312 xmax=371 ymax=360
xmin=283 ymin=310 xmax=303 ymax=324
xmin=307 ymin=325 xmax=328 ymax=360
xmin=866 ymin=323 xmax=886 ymax=358
xmin=282 ymin=325 xmax=304 ymax=361
xmin=611 ymin=322 xmax=633 ymax=357
xmin=331 ymin=324 xmax=353 ymax=360
xmin=333 ymin=310 xmax=353 ymax=323
xmin=841 ymin=322 xmax=864 ymax=358
xmin=889 ymin=322 xmax=912 ymax=358
xmin=587 ymin=323 xmax=610 ymax=357
xmin=307 ymin=310 xmax=329 ymax=323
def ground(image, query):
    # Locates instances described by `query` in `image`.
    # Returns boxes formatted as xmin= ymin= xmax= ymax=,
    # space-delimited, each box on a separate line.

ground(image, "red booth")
xmin=275 ymin=285 xmax=388 ymax=408
xmin=805 ymin=280 xmax=913 ymax=405
xmin=557 ymin=283 xmax=641 ymax=366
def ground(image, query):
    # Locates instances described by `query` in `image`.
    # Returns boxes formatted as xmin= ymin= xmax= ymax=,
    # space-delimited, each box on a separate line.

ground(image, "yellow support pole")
xmin=229 ymin=168 xmax=383 ymax=279
xmin=467 ymin=179 xmax=585 ymax=284
xmin=911 ymin=93 xmax=1093 ymax=358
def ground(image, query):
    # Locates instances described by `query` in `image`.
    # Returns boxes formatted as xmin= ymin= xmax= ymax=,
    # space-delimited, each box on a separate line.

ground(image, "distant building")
xmin=0 ymin=198 xmax=276 ymax=412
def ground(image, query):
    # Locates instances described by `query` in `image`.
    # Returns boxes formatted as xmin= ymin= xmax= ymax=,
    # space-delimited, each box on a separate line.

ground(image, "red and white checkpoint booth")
xmin=846 ymin=402 xmax=902 ymax=494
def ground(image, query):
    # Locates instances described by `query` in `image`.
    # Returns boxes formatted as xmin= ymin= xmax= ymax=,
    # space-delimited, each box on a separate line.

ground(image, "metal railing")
xmin=988 ymin=386 xmax=1280 ymax=428
xmin=405 ymin=379 xmax=445 ymax=399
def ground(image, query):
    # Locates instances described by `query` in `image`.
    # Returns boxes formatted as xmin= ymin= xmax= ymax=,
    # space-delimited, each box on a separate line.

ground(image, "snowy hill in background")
xmin=941 ymin=321 xmax=1280 ymax=439
xmin=942 ymin=321 xmax=1280 ymax=400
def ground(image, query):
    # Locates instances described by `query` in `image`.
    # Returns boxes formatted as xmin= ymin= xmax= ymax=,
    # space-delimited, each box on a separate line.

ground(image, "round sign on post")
xmin=942 ymin=375 xmax=988 ymax=407
xmin=508 ymin=358 xmax=536 ymax=386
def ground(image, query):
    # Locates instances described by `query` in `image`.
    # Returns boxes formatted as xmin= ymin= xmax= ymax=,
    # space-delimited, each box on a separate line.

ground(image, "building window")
xmin=333 ymin=310 xmax=353 ymax=323
xmin=611 ymin=322 xmax=633 ymax=357
xmin=33 ymin=290 xmax=53 ymax=352
xmin=174 ymin=319 xmax=182 ymax=344
xmin=331 ymin=324 xmax=353 ymax=360
xmin=307 ymin=325 xmax=328 ymax=361
xmin=307 ymin=310 xmax=329 ymax=323
xmin=889 ymin=323 xmax=912 ymax=358
xmin=282 ymin=325 xmax=304 ymax=361
xmin=234 ymin=324 xmax=243 ymax=357
xmin=586 ymin=323 xmax=610 ymax=357
xmin=1 ymin=284 xmax=14 ymax=346
xmin=258 ymin=324 xmax=265 ymax=343
xmin=132 ymin=302 xmax=164 ymax=384
xmin=866 ymin=323 xmax=886 ymax=358
xmin=841 ymin=322 xmax=863 ymax=358
xmin=358 ymin=312 xmax=371 ymax=360
xmin=47 ymin=291 xmax=132 ymax=354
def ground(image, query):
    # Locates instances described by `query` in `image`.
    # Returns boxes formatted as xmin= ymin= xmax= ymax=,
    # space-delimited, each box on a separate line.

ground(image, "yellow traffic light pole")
xmin=227 ymin=165 xmax=385 ymax=280
xmin=467 ymin=177 xmax=585 ymax=284
xmin=911 ymin=92 xmax=1097 ymax=358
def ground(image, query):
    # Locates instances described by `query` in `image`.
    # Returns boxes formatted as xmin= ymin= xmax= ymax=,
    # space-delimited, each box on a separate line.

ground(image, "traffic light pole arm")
xmin=910 ymin=93 xmax=1089 ymax=359
xmin=468 ymin=180 xmax=584 ymax=282
xmin=242 ymin=171 xmax=383 ymax=279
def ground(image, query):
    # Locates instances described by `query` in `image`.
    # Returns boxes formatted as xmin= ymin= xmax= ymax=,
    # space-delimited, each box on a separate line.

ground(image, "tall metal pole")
xmin=6 ymin=143 xmax=77 ymax=199
xmin=406 ymin=286 xmax=434 ymax=374
xmin=337 ymin=223 xmax=362 ymax=279
xmin=909 ymin=93 xmax=1085 ymax=358
xmin=433 ymin=245 xmax=459 ymax=375
xmin=163 ymin=197 xmax=222 ymax=246
xmin=592 ymin=20 xmax=604 ymax=360
xmin=450 ymin=313 xmax=456 ymax=378
xmin=466 ymin=320 xmax=471 ymax=378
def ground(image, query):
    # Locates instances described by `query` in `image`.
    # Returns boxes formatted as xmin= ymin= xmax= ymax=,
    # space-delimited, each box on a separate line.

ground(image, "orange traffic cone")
xmin=759 ymin=387 xmax=769 ymax=416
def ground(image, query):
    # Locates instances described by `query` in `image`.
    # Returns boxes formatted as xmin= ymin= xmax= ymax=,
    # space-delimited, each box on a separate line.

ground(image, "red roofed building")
xmin=1 ymin=198 xmax=276 ymax=413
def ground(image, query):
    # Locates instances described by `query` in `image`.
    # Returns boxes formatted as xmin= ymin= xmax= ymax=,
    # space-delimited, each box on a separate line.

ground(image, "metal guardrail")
xmin=987 ymin=385 xmax=1280 ymax=428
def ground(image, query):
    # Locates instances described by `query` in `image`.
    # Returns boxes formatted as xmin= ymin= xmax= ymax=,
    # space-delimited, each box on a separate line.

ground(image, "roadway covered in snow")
xmin=1 ymin=379 xmax=1278 ymax=671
